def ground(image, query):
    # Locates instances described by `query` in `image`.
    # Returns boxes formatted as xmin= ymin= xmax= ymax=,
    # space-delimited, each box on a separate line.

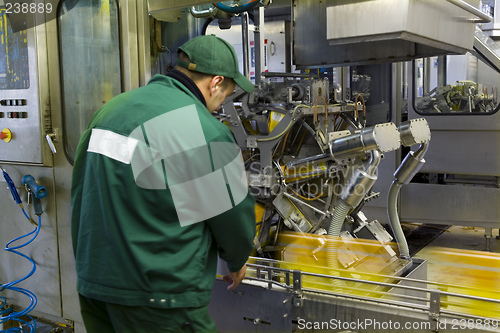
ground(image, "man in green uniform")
xmin=71 ymin=35 xmax=256 ymax=333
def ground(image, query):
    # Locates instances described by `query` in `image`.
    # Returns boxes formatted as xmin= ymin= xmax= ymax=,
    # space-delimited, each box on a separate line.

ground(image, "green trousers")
xmin=78 ymin=294 xmax=217 ymax=333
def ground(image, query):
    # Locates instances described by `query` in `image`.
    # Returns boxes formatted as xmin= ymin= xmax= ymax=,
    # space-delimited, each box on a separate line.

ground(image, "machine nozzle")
xmin=22 ymin=175 xmax=47 ymax=199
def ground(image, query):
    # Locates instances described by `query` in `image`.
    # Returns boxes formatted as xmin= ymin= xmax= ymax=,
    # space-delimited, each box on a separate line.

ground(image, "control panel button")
xmin=1 ymin=128 xmax=12 ymax=142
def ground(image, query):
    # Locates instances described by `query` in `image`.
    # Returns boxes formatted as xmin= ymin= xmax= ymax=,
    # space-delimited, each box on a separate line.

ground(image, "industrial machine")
xmin=1 ymin=0 xmax=499 ymax=332
xmin=210 ymin=70 xmax=499 ymax=333
xmin=416 ymin=80 xmax=497 ymax=113
xmin=218 ymin=73 xmax=429 ymax=268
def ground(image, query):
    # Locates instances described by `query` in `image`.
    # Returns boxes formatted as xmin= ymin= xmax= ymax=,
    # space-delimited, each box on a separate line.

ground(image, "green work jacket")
xmin=71 ymin=74 xmax=256 ymax=308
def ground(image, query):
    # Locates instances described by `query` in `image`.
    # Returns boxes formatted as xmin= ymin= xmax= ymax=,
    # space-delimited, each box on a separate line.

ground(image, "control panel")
xmin=0 ymin=9 xmax=52 ymax=165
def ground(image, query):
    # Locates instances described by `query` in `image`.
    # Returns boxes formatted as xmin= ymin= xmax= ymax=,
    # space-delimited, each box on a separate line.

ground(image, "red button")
xmin=1 ymin=128 xmax=12 ymax=142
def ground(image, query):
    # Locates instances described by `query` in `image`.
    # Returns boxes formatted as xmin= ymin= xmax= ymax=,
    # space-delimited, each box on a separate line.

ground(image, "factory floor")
xmin=410 ymin=224 xmax=500 ymax=254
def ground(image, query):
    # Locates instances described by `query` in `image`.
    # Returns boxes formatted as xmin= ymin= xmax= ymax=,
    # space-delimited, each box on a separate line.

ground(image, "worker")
xmin=71 ymin=35 xmax=256 ymax=333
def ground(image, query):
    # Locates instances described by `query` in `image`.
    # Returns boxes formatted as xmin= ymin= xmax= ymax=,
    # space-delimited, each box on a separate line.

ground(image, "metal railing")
xmin=244 ymin=258 xmax=500 ymax=331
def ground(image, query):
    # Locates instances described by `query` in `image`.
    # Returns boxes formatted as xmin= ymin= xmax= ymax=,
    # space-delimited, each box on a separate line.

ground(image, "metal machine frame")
xmin=210 ymin=259 xmax=500 ymax=333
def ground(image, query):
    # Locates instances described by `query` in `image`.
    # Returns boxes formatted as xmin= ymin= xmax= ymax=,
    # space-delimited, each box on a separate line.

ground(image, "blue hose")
xmin=213 ymin=0 xmax=259 ymax=13
xmin=0 ymin=212 xmax=40 ymax=333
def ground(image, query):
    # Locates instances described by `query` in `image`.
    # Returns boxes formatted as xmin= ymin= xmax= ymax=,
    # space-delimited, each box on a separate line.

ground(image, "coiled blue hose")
xmin=0 ymin=211 xmax=40 ymax=333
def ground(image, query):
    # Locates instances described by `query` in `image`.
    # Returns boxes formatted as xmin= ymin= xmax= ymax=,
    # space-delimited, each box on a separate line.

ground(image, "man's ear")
xmin=210 ymin=75 xmax=225 ymax=94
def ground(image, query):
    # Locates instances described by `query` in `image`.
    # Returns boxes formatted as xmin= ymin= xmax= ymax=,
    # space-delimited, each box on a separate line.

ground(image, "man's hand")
xmin=222 ymin=264 xmax=247 ymax=290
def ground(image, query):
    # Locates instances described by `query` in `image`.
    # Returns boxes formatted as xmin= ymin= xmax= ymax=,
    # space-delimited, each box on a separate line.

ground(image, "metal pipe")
xmin=364 ymin=149 xmax=381 ymax=175
xmin=423 ymin=58 xmax=432 ymax=96
xmin=330 ymin=122 xmax=400 ymax=160
xmin=446 ymin=0 xmax=492 ymax=23
xmin=388 ymin=142 xmax=429 ymax=260
xmin=241 ymin=12 xmax=250 ymax=78
xmin=413 ymin=141 xmax=429 ymax=161
xmin=189 ymin=6 xmax=217 ymax=18
xmin=394 ymin=142 xmax=428 ymax=186
xmin=341 ymin=150 xmax=380 ymax=208
xmin=387 ymin=180 xmax=409 ymax=259
xmin=283 ymin=192 xmax=328 ymax=216
xmin=253 ymin=6 xmax=265 ymax=85
xmin=186 ymin=11 xmax=198 ymax=40
xmin=326 ymin=150 xmax=380 ymax=287
xmin=286 ymin=152 xmax=331 ymax=168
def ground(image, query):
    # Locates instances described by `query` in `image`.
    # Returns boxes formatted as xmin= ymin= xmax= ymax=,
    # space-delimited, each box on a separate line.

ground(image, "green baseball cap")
xmin=177 ymin=35 xmax=255 ymax=93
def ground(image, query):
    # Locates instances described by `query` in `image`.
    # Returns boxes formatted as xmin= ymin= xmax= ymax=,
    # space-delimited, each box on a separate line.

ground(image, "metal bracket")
xmin=429 ymin=290 xmax=441 ymax=332
xmin=292 ymin=270 xmax=303 ymax=308
xmin=246 ymin=137 xmax=258 ymax=149
xmin=247 ymin=173 xmax=273 ymax=188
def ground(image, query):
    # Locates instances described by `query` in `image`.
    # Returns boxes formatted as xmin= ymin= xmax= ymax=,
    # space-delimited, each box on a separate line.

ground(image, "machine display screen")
xmin=0 ymin=8 xmax=29 ymax=90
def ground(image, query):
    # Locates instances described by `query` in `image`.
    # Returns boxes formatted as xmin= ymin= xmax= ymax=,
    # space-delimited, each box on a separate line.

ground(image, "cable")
xmin=287 ymin=187 xmax=324 ymax=201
